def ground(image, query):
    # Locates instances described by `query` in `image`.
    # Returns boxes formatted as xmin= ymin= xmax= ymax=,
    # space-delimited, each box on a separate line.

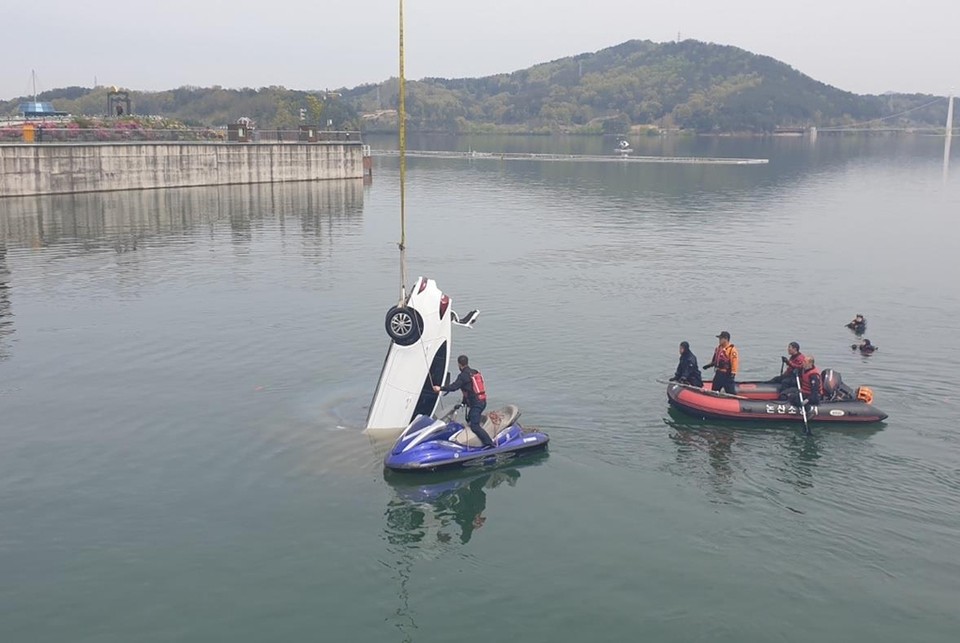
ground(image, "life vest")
xmin=856 ymin=386 xmax=874 ymax=404
xmin=800 ymin=367 xmax=823 ymax=396
xmin=715 ymin=344 xmax=738 ymax=374
xmin=470 ymin=370 xmax=487 ymax=403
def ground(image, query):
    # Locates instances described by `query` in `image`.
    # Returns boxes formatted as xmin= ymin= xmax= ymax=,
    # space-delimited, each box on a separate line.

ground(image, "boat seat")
xmin=450 ymin=405 xmax=521 ymax=447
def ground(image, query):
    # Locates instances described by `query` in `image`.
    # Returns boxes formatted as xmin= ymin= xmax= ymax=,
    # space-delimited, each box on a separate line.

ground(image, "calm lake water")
xmin=1 ymin=136 xmax=959 ymax=642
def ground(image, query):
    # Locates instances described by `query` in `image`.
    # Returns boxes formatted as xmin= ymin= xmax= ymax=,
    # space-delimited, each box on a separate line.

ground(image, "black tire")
xmin=385 ymin=306 xmax=423 ymax=346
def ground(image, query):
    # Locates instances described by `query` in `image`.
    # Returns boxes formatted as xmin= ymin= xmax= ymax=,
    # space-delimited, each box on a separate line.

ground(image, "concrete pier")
xmin=0 ymin=142 xmax=365 ymax=198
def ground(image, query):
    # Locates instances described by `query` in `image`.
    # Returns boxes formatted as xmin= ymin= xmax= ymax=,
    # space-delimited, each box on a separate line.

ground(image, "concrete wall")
xmin=0 ymin=142 xmax=364 ymax=197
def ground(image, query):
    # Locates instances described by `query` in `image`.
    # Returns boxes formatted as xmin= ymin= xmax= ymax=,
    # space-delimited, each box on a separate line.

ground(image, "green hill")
xmin=347 ymin=39 xmax=947 ymax=134
xmin=2 ymin=39 xmax=949 ymax=134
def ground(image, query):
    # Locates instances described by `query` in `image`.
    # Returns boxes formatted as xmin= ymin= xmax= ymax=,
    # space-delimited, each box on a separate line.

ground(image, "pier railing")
xmin=252 ymin=130 xmax=361 ymax=143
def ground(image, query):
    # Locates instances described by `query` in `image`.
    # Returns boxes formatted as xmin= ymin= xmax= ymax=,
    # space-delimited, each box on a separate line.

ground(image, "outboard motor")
xmin=822 ymin=368 xmax=842 ymax=400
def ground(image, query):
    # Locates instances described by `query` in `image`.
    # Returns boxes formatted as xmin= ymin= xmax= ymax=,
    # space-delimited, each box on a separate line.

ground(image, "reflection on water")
xmin=0 ymin=180 xmax=365 ymax=365
xmin=0 ymin=180 xmax=365 ymax=250
xmin=382 ymin=466 xmax=532 ymax=550
xmin=665 ymin=407 xmax=819 ymax=495
xmin=665 ymin=407 xmax=891 ymax=507
xmin=373 ymin=131 xmax=956 ymax=162
xmin=668 ymin=422 xmax=736 ymax=498
xmin=778 ymin=431 xmax=823 ymax=493
xmin=2 ymin=136 xmax=959 ymax=642
xmin=380 ymin=461 xmax=543 ymax=641
xmin=0 ymin=246 xmax=11 ymax=361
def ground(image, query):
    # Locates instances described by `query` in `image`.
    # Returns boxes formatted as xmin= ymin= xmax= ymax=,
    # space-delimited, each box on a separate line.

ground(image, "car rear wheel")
xmin=385 ymin=306 xmax=423 ymax=345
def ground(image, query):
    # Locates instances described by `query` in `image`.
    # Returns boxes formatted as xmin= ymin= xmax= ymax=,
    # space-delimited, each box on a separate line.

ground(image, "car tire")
xmin=385 ymin=306 xmax=423 ymax=346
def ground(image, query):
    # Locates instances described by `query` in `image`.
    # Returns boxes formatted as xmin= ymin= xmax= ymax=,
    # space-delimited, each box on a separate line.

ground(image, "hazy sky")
xmin=3 ymin=0 xmax=957 ymax=100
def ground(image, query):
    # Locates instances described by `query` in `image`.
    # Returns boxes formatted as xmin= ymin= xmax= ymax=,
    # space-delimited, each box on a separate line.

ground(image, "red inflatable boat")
xmin=667 ymin=381 xmax=888 ymax=424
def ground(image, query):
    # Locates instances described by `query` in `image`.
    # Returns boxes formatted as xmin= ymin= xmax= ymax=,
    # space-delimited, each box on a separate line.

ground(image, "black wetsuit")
xmin=671 ymin=351 xmax=702 ymax=386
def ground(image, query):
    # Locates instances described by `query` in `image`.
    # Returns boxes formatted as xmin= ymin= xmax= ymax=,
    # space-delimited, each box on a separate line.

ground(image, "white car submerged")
xmin=366 ymin=277 xmax=478 ymax=430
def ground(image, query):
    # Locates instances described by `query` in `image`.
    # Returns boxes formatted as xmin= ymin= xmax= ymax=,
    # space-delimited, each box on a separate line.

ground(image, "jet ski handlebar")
xmin=437 ymin=403 xmax=463 ymax=421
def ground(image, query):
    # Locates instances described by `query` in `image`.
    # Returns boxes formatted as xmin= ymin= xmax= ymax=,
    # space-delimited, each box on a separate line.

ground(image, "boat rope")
xmin=394 ymin=1 xmax=451 ymax=419
xmin=397 ymin=0 xmax=409 ymax=305
xmin=397 ymin=0 xmax=434 ymax=407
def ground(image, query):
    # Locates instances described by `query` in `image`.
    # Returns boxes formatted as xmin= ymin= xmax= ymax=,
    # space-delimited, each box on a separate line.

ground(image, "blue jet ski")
xmin=384 ymin=404 xmax=549 ymax=472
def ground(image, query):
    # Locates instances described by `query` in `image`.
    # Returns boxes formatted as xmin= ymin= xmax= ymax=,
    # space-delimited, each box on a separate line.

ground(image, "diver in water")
xmin=852 ymin=338 xmax=878 ymax=354
xmin=846 ymin=314 xmax=867 ymax=335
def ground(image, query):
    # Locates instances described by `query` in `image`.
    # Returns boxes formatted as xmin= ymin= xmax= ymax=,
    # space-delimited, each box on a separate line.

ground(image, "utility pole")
xmin=946 ymin=94 xmax=954 ymax=139
xmin=944 ymin=94 xmax=954 ymax=183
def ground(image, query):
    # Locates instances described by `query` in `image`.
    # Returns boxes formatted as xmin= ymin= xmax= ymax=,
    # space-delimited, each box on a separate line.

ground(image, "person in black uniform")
xmin=433 ymin=354 xmax=495 ymax=448
xmin=846 ymin=314 xmax=867 ymax=335
xmin=852 ymin=338 xmax=878 ymax=354
xmin=669 ymin=341 xmax=703 ymax=386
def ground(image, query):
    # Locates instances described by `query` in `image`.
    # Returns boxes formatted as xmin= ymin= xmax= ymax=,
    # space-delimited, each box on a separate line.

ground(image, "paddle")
xmin=766 ymin=356 xmax=787 ymax=383
xmin=795 ymin=374 xmax=811 ymax=435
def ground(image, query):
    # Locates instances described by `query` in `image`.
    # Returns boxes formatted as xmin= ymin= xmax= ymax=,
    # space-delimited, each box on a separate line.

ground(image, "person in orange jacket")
xmin=703 ymin=330 xmax=739 ymax=394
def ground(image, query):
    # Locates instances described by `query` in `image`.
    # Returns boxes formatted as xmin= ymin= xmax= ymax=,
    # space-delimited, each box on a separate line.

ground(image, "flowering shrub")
xmin=0 ymin=126 xmax=23 ymax=142
xmin=0 ymin=116 xmax=224 ymax=142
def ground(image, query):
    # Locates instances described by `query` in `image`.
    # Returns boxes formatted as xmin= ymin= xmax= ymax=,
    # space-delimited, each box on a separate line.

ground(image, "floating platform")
xmin=371 ymin=149 xmax=768 ymax=165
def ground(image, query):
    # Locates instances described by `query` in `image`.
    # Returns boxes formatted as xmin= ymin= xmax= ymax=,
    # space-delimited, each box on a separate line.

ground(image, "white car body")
xmin=365 ymin=277 xmax=477 ymax=430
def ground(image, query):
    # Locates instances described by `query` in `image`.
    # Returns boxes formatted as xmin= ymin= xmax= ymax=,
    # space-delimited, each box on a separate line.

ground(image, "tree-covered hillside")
xmin=2 ymin=39 xmax=949 ymax=134
xmin=0 ymin=86 xmax=360 ymax=131
xmin=346 ymin=40 xmax=947 ymax=133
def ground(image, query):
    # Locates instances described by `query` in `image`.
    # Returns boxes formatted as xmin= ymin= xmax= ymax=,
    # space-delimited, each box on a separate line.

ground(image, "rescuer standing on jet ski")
xmin=433 ymin=355 xmax=495 ymax=448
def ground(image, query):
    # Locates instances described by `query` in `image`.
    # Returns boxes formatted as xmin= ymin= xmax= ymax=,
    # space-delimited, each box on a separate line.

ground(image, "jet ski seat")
xmin=450 ymin=404 xmax=521 ymax=447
